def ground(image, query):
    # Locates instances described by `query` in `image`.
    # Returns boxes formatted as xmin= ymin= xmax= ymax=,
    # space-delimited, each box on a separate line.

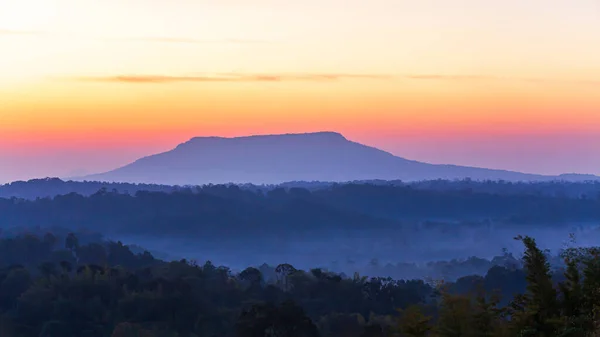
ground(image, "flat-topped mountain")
xmin=79 ymin=132 xmax=597 ymax=185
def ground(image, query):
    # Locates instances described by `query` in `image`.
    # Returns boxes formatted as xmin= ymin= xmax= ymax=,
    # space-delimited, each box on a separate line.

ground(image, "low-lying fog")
xmin=113 ymin=222 xmax=600 ymax=281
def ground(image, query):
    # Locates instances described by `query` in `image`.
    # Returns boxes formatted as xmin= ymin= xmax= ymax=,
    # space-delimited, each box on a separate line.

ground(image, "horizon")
xmin=2 ymin=0 xmax=600 ymax=183
xmin=4 ymin=2 xmax=600 ymax=333
xmin=1 ymin=130 xmax=598 ymax=185
xmin=1 ymin=129 xmax=599 ymax=184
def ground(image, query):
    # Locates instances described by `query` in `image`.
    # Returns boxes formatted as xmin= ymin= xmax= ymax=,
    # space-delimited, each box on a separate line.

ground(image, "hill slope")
xmin=79 ymin=132 xmax=591 ymax=185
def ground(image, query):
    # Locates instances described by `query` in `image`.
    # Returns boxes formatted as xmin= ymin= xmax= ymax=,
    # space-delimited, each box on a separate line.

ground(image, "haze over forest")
xmin=2 ymin=174 xmax=600 ymax=280
xmin=2 ymin=131 xmax=599 ymax=277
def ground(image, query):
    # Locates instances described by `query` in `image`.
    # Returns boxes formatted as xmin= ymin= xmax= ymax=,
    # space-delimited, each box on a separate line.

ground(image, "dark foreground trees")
xmin=1 ymin=233 xmax=600 ymax=336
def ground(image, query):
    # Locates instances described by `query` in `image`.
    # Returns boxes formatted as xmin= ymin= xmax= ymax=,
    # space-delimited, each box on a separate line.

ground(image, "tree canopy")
xmin=0 ymin=231 xmax=599 ymax=336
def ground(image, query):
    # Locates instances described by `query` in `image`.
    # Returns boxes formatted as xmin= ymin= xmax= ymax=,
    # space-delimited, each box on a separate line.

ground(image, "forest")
xmin=2 ymin=178 xmax=600 ymax=201
xmin=2 ymin=182 xmax=600 ymax=236
xmin=2 ymin=181 xmax=600 ymax=278
xmin=0 ymin=230 xmax=598 ymax=336
xmin=1 ymin=181 xmax=600 ymax=335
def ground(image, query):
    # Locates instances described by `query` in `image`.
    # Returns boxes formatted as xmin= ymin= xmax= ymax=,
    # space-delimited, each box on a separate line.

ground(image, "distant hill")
xmin=0 ymin=178 xmax=180 ymax=200
xmin=555 ymin=173 xmax=600 ymax=182
xmin=77 ymin=132 xmax=599 ymax=185
xmin=1 ymin=183 xmax=600 ymax=260
xmin=2 ymin=177 xmax=600 ymax=200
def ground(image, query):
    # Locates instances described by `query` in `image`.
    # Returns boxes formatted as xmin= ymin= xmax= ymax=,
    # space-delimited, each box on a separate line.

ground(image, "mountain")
xmin=78 ymin=132 xmax=598 ymax=185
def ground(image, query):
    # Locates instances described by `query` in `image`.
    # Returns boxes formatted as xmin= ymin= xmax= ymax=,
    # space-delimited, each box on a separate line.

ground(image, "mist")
xmin=110 ymin=221 xmax=600 ymax=281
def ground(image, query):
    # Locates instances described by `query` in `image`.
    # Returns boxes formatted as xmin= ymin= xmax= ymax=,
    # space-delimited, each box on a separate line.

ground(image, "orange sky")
xmin=1 ymin=0 xmax=600 ymax=182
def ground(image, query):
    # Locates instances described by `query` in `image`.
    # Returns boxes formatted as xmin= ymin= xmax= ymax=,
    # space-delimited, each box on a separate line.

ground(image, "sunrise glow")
xmin=1 ymin=0 xmax=600 ymax=182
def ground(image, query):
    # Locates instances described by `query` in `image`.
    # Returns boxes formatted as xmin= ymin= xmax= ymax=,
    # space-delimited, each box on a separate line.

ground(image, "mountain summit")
xmin=79 ymin=132 xmax=585 ymax=185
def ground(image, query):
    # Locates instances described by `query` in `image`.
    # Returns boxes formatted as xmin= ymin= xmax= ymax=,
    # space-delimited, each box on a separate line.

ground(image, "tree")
xmin=43 ymin=232 xmax=58 ymax=250
xmin=239 ymin=267 xmax=263 ymax=289
xmin=65 ymin=233 xmax=79 ymax=253
xmin=435 ymin=290 xmax=474 ymax=337
xmin=396 ymin=305 xmax=432 ymax=337
xmin=275 ymin=263 xmax=297 ymax=292
xmin=360 ymin=324 xmax=385 ymax=337
xmin=318 ymin=313 xmax=365 ymax=337
xmin=472 ymin=290 xmax=506 ymax=337
xmin=511 ymin=236 xmax=560 ymax=336
xmin=60 ymin=260 xmax=73 ymax=274
xmin=38 ymin=261 xmax=57 ymax=280
xmin=236 ymin=300 xmax=320 ymax=337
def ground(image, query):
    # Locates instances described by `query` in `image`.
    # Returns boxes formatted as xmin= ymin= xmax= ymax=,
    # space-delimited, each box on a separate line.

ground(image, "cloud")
xmin=404 ymin=74 xmax=600 ymax=87
xmin=520 ymin=78 xmax=600 ymax=87
xmin=71 ymin=73 xmax=600 ymax=87
xmin=75 ymin=73 xmax=393 ymax=84
xmin=404 ymin=74 xmax=497 ymax=81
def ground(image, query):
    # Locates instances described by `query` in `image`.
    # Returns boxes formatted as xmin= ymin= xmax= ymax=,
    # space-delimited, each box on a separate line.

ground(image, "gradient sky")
xmin=1 ymin=0 xmax=600 ymax=183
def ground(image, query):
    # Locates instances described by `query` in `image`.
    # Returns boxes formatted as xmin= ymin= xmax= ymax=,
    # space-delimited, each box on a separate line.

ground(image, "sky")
xmin=1 ymin=0 xmax=600 ymax=183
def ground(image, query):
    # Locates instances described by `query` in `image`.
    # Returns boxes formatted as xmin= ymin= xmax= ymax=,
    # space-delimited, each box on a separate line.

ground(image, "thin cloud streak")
xmin=75 ymin=73 xmax=393 ymax=83
xmin=71 ymin=73 xmax=600 ymax=87
xmin=405 ymin=74 xmax=600 ymax=86
xmin=405 ymin=74 xmax=497 ymax=81
xmin=520 ymin=78 xmax=600 ymax=87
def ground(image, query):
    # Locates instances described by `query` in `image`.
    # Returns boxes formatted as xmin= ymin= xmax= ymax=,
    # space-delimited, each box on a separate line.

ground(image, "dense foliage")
xmin=1 ymin=231 xmax=600 ymax=336
xmin=2 ymin=178 xmax=600 ymax=201
xmin=1 ymin=183 xmax=600 ymax=239
xmin=0 ymin=178 xmax=180 ymax=200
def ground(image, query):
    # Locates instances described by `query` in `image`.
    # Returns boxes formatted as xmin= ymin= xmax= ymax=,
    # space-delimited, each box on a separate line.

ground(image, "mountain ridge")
xmin=78 ymin=131 xmax=599 ymax=185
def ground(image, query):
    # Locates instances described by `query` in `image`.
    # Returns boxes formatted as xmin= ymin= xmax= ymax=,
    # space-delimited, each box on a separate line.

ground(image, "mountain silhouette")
xmin=78 ymin=131 xmax=597 ymax=185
